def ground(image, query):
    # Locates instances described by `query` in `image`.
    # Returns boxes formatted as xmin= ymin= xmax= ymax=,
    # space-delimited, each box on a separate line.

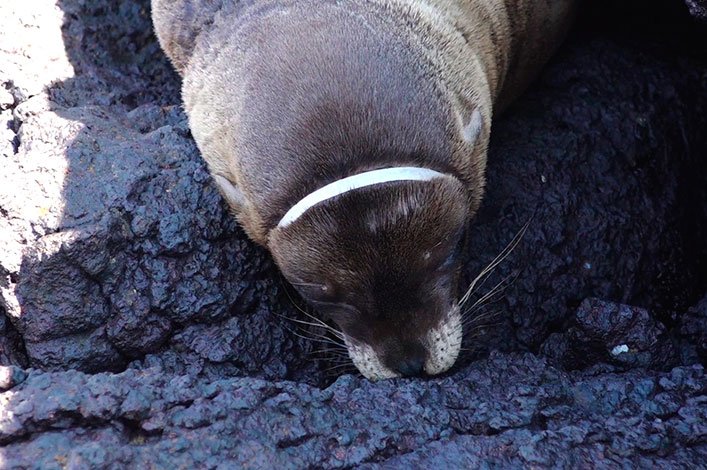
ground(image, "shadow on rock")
xmin=0 ymin=0 xmax=318 ymax=381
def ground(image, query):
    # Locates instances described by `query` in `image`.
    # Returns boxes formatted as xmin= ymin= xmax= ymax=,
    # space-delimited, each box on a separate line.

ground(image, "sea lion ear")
xmin=212 ymin=174 xmax=245 ymax=212
xmin=460 ymin=108 xmax=484 ymax=146
xmin=151 ymin=0 xmax=225 ymax=74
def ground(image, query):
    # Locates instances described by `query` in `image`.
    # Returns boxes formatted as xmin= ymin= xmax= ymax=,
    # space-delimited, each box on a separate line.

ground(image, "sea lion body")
xmin=152 ymin=0 xmax=577 ymax=379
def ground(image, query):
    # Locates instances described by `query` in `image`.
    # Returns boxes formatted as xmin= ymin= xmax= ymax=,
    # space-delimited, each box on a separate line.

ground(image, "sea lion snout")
xmin=341 ymin=304 xmax=463 ymax=380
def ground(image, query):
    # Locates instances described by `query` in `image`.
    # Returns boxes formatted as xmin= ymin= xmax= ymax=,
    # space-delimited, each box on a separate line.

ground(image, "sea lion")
xmin=151 ymin=0 xmax=577 ymax=380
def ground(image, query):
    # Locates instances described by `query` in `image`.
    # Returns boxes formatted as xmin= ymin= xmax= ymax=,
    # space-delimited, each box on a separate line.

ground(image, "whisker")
xmin=463 ymin=322 xmax=503 ymax=337
xmin=300 ymin=312 xmax=345 ymax=340
xmin=279 ymin=282 xmax=357 ymax=366
xmin=279 ymin=281 xmax=311 ymax=313
xmin=290 ymin=281 xmax=324 ymax=288
xmin=277 ymin=282 xmax=346 ymax=339
xmin=323 ymin=363 xmax=357 ymax=374
xmin=280 ymin=323 xmax=346 ymax=349
xmin=311 ymin=330 xmax=345 ymax=346
xmin=459 ymin=218 xmax=531 ymax=307
xmin=462 ymin=320 xmax=503 ymax=332
xmin=270 ymin=308 xmax=345 ymax=344
xmin=320 ymin=359 xmax=353 ymax=368
xmin=302 ymin=328 xmax=347 ymax=347
xmin=313 ymin=356 xmax=351 ymax=367
xmin=462 ymin=308 xmax=504 ymax=327
xmin=273 ymin=313 xmax=336 ymax=332
xmin=464 ymin=296 xmax=507 ymax=320
xmin=310 ymin=350 xmax=350 ymax=360
xmin=303 ymin=314 xmax=339 ymax=332
xmin=462 ymin=271 xmax=516 ymax=316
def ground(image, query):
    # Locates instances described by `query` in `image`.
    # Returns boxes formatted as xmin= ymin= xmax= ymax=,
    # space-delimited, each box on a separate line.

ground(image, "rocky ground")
xmin=0 ymin=0 xmax=705 ymax=467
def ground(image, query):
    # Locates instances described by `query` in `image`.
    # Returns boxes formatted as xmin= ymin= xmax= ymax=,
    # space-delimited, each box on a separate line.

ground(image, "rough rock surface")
xmin=0 ymin=0 xmax=706 ymax=467
xmin=1 ymin=353 xmax=705 ymax=468
xmin=0 ymin=0 xmax=316 ymax=380
xmin=686 ymin=0 xmax=707 ymax=20
xmin=541 ymin=298 xmax=680 ymax=371
xmin=678 ymin=294 xmax=707 ymax=365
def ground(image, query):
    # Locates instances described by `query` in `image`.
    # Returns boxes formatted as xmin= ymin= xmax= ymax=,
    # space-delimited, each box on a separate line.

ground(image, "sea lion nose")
xmin=383 ymin=340 xmax=428 ymax=377
xmin=394 ymin=355 xmax=426 ymax=377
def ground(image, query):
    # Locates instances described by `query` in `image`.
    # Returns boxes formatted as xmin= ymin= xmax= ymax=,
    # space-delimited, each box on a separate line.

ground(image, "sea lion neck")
xmin=229 ymin=4 xmax=457 ymax=235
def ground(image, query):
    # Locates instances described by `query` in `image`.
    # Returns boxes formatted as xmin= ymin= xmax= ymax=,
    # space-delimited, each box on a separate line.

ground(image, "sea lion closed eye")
xmin=151 ymin=0 xmax=577 ymax=379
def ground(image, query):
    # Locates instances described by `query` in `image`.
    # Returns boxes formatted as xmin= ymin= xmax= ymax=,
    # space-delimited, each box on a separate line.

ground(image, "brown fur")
xmin=152 ymin=0 xmax=577 ymax=377
xmin=153 ymin=0 xmax=576 ymax=244
xmin=269 ymin=178 xmax=468 ymax=342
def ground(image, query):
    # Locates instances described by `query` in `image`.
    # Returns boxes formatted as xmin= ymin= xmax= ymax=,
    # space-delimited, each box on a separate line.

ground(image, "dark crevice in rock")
xmin=355 ymin=438 xmax=423 ymax=465
xmin=10 ymin=131 xmax=19 ymax=155
xmin=529 ymin=412 xmax=549 ymax=432
xmin=276 ymin=433 xmax=320 ymax=450
xmin=0 ymin=304 xmax=29 ymax=368
xmin=117 ymin=417 xmax=163 ymax=442
xmin=0 ymin=410 xmax=108 ymax=446
xmin=1 ymin=82 xmax=20 ymax=154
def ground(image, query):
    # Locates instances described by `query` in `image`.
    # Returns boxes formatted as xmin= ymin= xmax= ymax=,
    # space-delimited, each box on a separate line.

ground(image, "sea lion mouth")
xmin=342 ymin=306 xmax=463 ymax=381
xmin=424 ymin=305 xmax=463 ymax=375
xmin=343 ymin=335 xmax=400 ymax=381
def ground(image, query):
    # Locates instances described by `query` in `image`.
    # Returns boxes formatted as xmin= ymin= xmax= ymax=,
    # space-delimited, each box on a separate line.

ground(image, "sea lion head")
xmin=269 ymin=171 xmax=470 ymax=380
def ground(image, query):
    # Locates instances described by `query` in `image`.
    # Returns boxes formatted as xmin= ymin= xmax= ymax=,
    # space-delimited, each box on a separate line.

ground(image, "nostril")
xmin=394 ymin=355 xmax=426 ymax=377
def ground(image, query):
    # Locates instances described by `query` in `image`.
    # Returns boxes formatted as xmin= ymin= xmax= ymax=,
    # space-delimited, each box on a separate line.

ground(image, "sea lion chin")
xmin=151 ymin=0 xmax=577 ymax=379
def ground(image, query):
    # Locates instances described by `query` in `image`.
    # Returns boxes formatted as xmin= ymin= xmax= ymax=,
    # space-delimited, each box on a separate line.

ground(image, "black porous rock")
xmin=0 ymin=0 xmax=315 ymax=380
xmin=686 ymin=0 xmax=707 ymax=20
xmin=541 ymin=298 xmax=679 ymax=371
xmin=0 ymin=353 xmax=705 ymax=467
xmin=678 ymin=294 xmax=707 ymax=365
xmin=0 ymin=0 xmax=706 ymax=467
